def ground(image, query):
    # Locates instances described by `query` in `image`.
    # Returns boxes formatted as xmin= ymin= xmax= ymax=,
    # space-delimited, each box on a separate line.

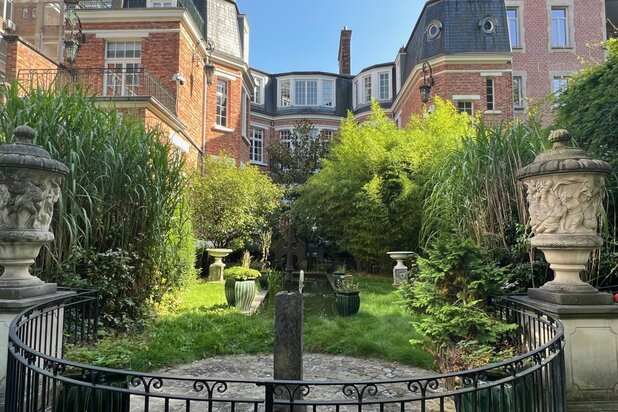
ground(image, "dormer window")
xmin=426 ymin=20 xmax=443 ymax=41
xmin=277 ymin=77 xmax=336 ymax=108
xmin=480 ymin=16 xmax=497 ymax=35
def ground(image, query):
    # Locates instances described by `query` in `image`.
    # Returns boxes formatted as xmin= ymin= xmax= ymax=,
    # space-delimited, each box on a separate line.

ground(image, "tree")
xmin=267 ymin=119 xmax=331 ymax=186
xmin=191 ymin=156 xmax=283 ymax=248
xmin=293 ymin=99 xmax=472 ymax=270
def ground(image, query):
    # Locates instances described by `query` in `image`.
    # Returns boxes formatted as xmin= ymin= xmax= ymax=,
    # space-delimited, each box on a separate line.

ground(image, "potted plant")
xmin=224 ymin=266 xmax=260 ymax=313
xmin=333 ymin=265 xmax=347 ymax=285
xmin=334 ymin=277 xmax=360 ymax=317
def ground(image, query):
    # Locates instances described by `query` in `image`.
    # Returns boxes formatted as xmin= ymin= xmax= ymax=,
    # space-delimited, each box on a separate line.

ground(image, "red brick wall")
xmin=4 ymin=35 xmax=57 ymax=81
xmin=206 ymin=66 xmax=250 ymax=164
xmin=511 ymin=0 xmax=606 ymax=108
xmin=395 ymin=61 xmax=513 ymax=126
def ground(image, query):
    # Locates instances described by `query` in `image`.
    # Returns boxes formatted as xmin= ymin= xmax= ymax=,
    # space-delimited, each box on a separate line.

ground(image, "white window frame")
xmin=103 ymin=41 xmax=142 ymax=97
xmin=252 ymin=76 xmax=265 ymax=105
xmin=457 ymin=101 xmax=474 ymax=116
xmin=241 ymin=89 xmax=248 ymax=138
xmin=378 ymin=71 xmax=391 ymax=100
xmin=550 ymin=6 xmax=570 ymax=48
xmin=486 ymin=78 xmax=495 ymax=111
xmin=507 ymin=7 xmax=521 ymax=49
xmin=250 ymin=127 xmax=264 ymax=164
xmin=552 ymin=75 xmax=568 ymax=96
xmin=513 ymin=75 xmax=525 ymax=109
xmin=216 ymin=79 xmax=228 ymax=127
xmin=363 ymin=75 xmax=372 ymax=104
xmin=147 ymin=0 xmax=176 ymax=7
xmin=279 ymin=129 xmax=292 ymax=148
xmin=21 ymin=7 xmax=28 ymax=19
xmin=276 ymin=76 xmax=337 ymax=108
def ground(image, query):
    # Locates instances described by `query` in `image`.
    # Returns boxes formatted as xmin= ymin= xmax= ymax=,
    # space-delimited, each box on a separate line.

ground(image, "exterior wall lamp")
xmin=63 ymin=0 xmax=85 ymax=64
xmin=194 ymin=38 xmax=216 ymax=86
xmin=419 ymin=61 xmax=434 ymax=103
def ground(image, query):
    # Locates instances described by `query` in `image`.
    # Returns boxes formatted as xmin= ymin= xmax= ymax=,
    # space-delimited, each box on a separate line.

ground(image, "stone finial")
xmin=549 ymin=129 xmax=571 ymax=149
xmin=13 ymin=125 xmax=36 ymax=145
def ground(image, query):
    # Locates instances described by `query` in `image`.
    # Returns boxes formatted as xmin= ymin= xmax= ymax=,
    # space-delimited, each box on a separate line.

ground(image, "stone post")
xmin=515 ymin=129 xmax=618 ymax=409
xmin=273 ymin=292 xmax=303 ymax=410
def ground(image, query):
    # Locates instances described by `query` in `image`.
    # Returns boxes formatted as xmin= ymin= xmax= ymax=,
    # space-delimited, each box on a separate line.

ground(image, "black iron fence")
xmin=6 ymin=293 xmax=566 ymax=411
xmin=17 ymin=68 xmax=177 ymax=115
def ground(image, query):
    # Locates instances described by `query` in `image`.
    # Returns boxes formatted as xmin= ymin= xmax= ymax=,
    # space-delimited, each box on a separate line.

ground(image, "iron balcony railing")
xmin=17 ymin=67 xmax=177 ymax=115
xmin=6 ymin=294 xmax=566 ymax=412
xmin=79 ymin=0 xmax=206 ymax=36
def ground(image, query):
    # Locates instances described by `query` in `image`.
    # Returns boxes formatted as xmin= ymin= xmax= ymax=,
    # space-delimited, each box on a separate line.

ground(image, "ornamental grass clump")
xmin=0 ymin=84 xmax=195 ymax=328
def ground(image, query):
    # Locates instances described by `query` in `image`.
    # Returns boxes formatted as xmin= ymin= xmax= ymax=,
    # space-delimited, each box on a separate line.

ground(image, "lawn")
xmin=67 ymin=274 xmax=434 ymax=372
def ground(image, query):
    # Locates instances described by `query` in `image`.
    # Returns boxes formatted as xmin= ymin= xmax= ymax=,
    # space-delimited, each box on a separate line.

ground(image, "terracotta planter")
xmin=334 ymin=291 xmax=360 ymax=317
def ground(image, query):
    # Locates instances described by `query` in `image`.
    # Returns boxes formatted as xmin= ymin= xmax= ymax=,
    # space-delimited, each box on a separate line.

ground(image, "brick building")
xmin=0 ymin=0 xmax=612 ymax=168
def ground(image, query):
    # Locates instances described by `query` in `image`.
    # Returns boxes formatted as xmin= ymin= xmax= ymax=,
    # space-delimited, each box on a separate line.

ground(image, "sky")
xmin=234 ymin=0 xmax=425 ymax=75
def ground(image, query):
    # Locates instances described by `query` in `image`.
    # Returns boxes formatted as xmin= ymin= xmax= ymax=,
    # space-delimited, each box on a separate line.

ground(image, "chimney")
xmin=338 ymin=26 xmax=352 ymax=76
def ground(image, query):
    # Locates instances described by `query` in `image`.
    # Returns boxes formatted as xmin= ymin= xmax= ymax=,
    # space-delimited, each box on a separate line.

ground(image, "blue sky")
xmin=234 ymin=0 xmax=424 ymax=75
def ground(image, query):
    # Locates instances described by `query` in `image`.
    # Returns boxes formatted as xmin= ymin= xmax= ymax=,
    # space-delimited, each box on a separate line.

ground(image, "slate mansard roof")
xmin=400 ymin=0 xmax=511 ymax=82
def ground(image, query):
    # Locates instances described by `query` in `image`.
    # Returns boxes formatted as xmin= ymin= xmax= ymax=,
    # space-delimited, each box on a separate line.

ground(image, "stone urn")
xmin=0 ymin=126 xmax=69 ymax=299
xmin=206 ymin=248 xmax=233 ymax=282
xmin=387 ymin=251 xmax=414 ymax=285
xmin=517 ymin=129 xmax=613 ymax=305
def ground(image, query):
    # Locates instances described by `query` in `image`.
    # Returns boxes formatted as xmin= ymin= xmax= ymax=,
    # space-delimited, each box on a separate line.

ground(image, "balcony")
xmin=79 ymin=0 xmax=206 ymax=36
xmin=17 ymin=67 xmax=177 ymax=115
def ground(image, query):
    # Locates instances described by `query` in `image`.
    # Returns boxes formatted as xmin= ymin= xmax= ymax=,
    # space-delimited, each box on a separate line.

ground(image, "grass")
xmin=67 ymin=274 xmax=434 ymax=372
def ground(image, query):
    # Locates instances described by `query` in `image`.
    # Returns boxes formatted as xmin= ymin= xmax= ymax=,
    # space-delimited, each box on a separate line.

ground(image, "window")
xmin=513 ymin=76 xmax=524 ymax=108
xmin=426 ymin=20 xmax=442 ymax=40
xmin=551 ymin=7 xmax=569 ymax=48
xmin=31 ymin=7 xmax=35 ymax=17
xmin=147 ymin=0 xmax=176 ymax=6
xmin=22 ymin=7 xmax=27 ymax=18
xmin=322 ymin=79 xmax=334 ymax=107
xmin=363 ymin=76 xmax=371 ymax=103
xmin=241 ymin=90 xmax=247 ymax=137
xmin=280 ymin=130 xmax=292 ymax=148
xmin=457 ymin=101 xmax=473 ymax=116
xmin=250 ymin=128 xmax=264 ymax=163
xmin=280 ymin=80 xmax=291 ymax=107
xmin=216 ymin=80 xmax=228 ymax=127
xmin=252 ymin=77 xmax=263 ymax=104
xmin=552 ymin=76 xmax=568 ymax=95
xmin=295 ymin=80 xmax=317 ymax=106
xmin=507 ymin=8 xmax=520 ymax=48
xmin=104 ymin=41 xmax=142 ymax=97
xmin=278 ymin=77 xmax=336 ymax=108
xmin=379 ymin=72 xmax=390 ymax=100
xmin=320 ymin=129 xmax=334 ymax=140
xmin=480 ymin=17 xmax=497 ymax=35
xmin=486 ymin=78 xmax=495 ymax=111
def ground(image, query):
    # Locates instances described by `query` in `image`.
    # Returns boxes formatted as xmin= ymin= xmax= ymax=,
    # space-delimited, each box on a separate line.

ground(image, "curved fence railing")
xmin=6 ymin=291 xmax=566 ymax=412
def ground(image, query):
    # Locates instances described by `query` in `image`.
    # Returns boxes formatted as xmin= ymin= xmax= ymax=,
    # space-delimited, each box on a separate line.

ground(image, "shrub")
xmin=0 ymin=84 xmax=195 ymax=328
xmin=294 ymin=99 xmax=472 ymax=271
xmin=224 ymin=266 xmax=260 ymax=280
xmin=400 ymin=237 xmax=516 ymax=371
xmin=190 ymin=156 xmax=283 ymax=249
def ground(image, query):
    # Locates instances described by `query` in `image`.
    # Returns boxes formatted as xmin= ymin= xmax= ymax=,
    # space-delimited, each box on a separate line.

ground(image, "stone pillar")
xmin=273 ymin=292 xmax=304 ymax=411
xmin=0 ymin=126 xmax=73 ymax=411
xmin=274 ymin=292 xmax=303 ymax=380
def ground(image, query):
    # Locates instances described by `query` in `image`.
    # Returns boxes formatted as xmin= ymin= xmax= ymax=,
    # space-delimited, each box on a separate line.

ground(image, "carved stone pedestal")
xmin=512 ymin=296 xmax=618 ymax=409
